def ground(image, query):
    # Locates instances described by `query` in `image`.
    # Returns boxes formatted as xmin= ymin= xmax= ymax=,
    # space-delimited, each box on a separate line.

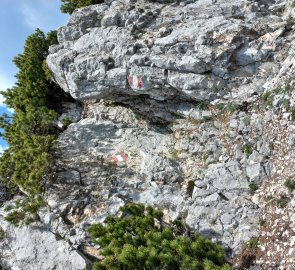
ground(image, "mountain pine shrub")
xmin=87 ymin=203 xmax=232 ymax=270
xmin=60 ymin=0 xmax=105 ymax=14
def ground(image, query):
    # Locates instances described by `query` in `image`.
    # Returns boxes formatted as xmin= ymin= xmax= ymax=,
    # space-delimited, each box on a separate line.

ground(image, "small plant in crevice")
xmin=247 ymin=237 xmax=259 ymax=255
xmin=258 ymin=218 xmax=266 ymax=227
xmin=226 ymin=103 xmax=240 ymax=113
xmin=269 ymin=142 xmax=274 ymax=151
xmin=264 ymin=195 xmax=274 ymax=202
xmin=249 ymin=182 xmax=258 ymax=195
xmin=290 ymin=107 xmax=295 ymax=121
xmin=235 ymin=237 xmax=259 ymax=269
xmin=62 ymin=117 xmax=72 ymax=128
xmin=195 ymin=101 xmax=208 ymax=110
xmin=4 ymin=196 xmax=45 ymax=226
xmin=242 ymin=143 xmax=254 ymax=157
xmin=261 ymin=91 xmax=274 ymax=108
xmin=242 ymin=115 xmax=250 ymax=126
xmin=215 ymin=103 xmax=226 ymax=111
xmin=0 ymin=226 xmax=5 ymax=240
xmin=284 ymin=178 xmax=295 ymax=192
xmin=171 ymin=111 xmax=185 ymax=119
xmin=283 ymin=98 xmax=290 ymax=111
xmin=169 ymin=149 xmax=179 ymax=161
xmin=210 ymin=218 xmax=217 ymax=226
xmin=274 ymin=195 xmax=289 ymax=209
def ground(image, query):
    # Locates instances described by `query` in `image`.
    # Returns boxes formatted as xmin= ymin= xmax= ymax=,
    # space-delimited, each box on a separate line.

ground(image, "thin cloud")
xmin=20 ymin=0 xmax=68 ymax=32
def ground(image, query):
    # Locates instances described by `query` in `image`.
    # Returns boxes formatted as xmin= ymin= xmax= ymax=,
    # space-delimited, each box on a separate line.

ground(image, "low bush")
xmin=87 ymin=203 xmax=232 ymax=270
xmin=60 ymin=0 xmax=105 ymax=14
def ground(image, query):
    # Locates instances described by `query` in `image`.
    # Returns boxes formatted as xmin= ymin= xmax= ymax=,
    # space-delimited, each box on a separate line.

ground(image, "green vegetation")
xmin=274 ymin=195 xmax=289 ymax=208
xmin=226 ymin=103 xmax=239 ymax=113
xmin=292 ymin=1 xmax=295 ymax=8
xmin=291 ymin=108 xmax=295 ymax=121
xmin=264 ymin=195 xmax=274 ymax=202
xmin=246 ymin=237 xmax=259 ymax=255
xmin=284 ymin=178 xmax=295 ymax=192
xmin=0 ymin=226 xmax=5 ymax=240
xmin=242 ymin=143 xmax=253 ymax=157
xmin=62 ymin=117 xmax=72 ymax=128
xmin=249 ymin=182 xmax=258 ymax=195
xmin=0 ymin=29 xmax=71 ymax=224
xmin=171 ymin=111 xmax=185 ymax=119
xmin=215 ymin=103 xmax=225 ymax=111
xmin=258 ymin=219 xmax=266 ymax=227
xmin=4 ymin=196 xmax=45 ymax=226
xmin=214 ymin=102 xmax=241 ymax=113
xmin=242 ymin=115 xmax=250 ymax=126
xmin=60 ymin=0 xmax=104 ymax=14
xmin=87 ymin=203 xmax=232 ymax=270
xmin=169 ymin=149 xmax=179 ymax=161
xmin=261 ymin=81 xmax=295 ymax=119
xmin=261 ymin=91 xmax=274 ymax=108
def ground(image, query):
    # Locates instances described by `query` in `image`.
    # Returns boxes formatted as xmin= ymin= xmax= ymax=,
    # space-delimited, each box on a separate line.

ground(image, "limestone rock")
xmin=0 ymin=208 xmax=89 ymax=270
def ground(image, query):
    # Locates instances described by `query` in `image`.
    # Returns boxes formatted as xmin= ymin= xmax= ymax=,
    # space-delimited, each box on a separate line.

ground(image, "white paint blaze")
xmin=116 ymin=155 xmax=124 ymax=162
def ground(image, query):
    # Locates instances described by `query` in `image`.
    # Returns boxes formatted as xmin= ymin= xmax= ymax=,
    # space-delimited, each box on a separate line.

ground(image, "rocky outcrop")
xmin=47 ymin=0 xmax=291 ymax=103
xmin=1 ymin=0 xmax=295 ymax=269
xmin=0 ymin=200 xmax=89 ymax=270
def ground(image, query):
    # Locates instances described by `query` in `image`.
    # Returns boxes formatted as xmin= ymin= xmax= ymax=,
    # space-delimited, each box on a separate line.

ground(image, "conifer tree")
xmin=0 ymin=29 xmax=70 ymax=224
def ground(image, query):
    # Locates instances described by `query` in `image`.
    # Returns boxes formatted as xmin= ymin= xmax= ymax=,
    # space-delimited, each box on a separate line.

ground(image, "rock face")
xmin=0 ymin=201 xmax=89 ymax=270
xmin=47 ymin=0 xmax=289 ymax=103
xmin=1 ymin=0 xmax=295 ymax=269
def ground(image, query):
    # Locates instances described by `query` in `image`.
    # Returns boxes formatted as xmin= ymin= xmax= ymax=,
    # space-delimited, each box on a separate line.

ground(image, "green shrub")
xmin=87 ymin=203 xmax=232 ymax=270
xmin=62 ymin=117 xmax=72 ymax=128
xmin=4 ymin=196 xmax=45 ymax=226
xmin=60 ymin=0 xmax=105 ymax=14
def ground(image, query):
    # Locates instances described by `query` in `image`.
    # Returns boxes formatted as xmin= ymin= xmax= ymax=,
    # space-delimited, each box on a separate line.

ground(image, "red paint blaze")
xmin=128 ymin=76 xmax=133 ymax=87
xmin=121 ymin=153 xmax=127 ymax=160
xmin=137 ymin=76 xmax=143 ymax=89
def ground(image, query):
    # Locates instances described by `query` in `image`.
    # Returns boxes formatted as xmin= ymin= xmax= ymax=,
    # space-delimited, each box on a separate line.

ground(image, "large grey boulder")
xmin=47 ymin=0 xmax=289 ymax=103
xmin=0 ymin=216 xmax=88 ymax=270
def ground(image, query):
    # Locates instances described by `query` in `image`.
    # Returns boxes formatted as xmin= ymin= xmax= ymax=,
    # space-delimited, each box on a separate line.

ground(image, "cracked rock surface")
xmin=1 ymin=0 xmax=295 ymax=269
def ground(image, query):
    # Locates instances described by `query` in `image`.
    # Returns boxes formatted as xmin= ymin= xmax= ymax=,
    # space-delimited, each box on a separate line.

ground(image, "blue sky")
xmin=0 ymin=0 xmax=68 ymax=153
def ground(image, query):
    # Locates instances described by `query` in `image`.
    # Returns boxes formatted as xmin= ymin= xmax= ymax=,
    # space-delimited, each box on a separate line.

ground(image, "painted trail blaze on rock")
xmin=113 ymin=153 xmax=127 ymax=165
xmin=128 ymin=75 xmax=143 ymax=90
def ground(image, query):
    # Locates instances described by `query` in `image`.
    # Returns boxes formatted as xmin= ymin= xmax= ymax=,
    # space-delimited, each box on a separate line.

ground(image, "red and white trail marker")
xmin=128 ymin=75 xmax=143 ymax=90
xmin=113 ymin=153 xmax=128 ymax=163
